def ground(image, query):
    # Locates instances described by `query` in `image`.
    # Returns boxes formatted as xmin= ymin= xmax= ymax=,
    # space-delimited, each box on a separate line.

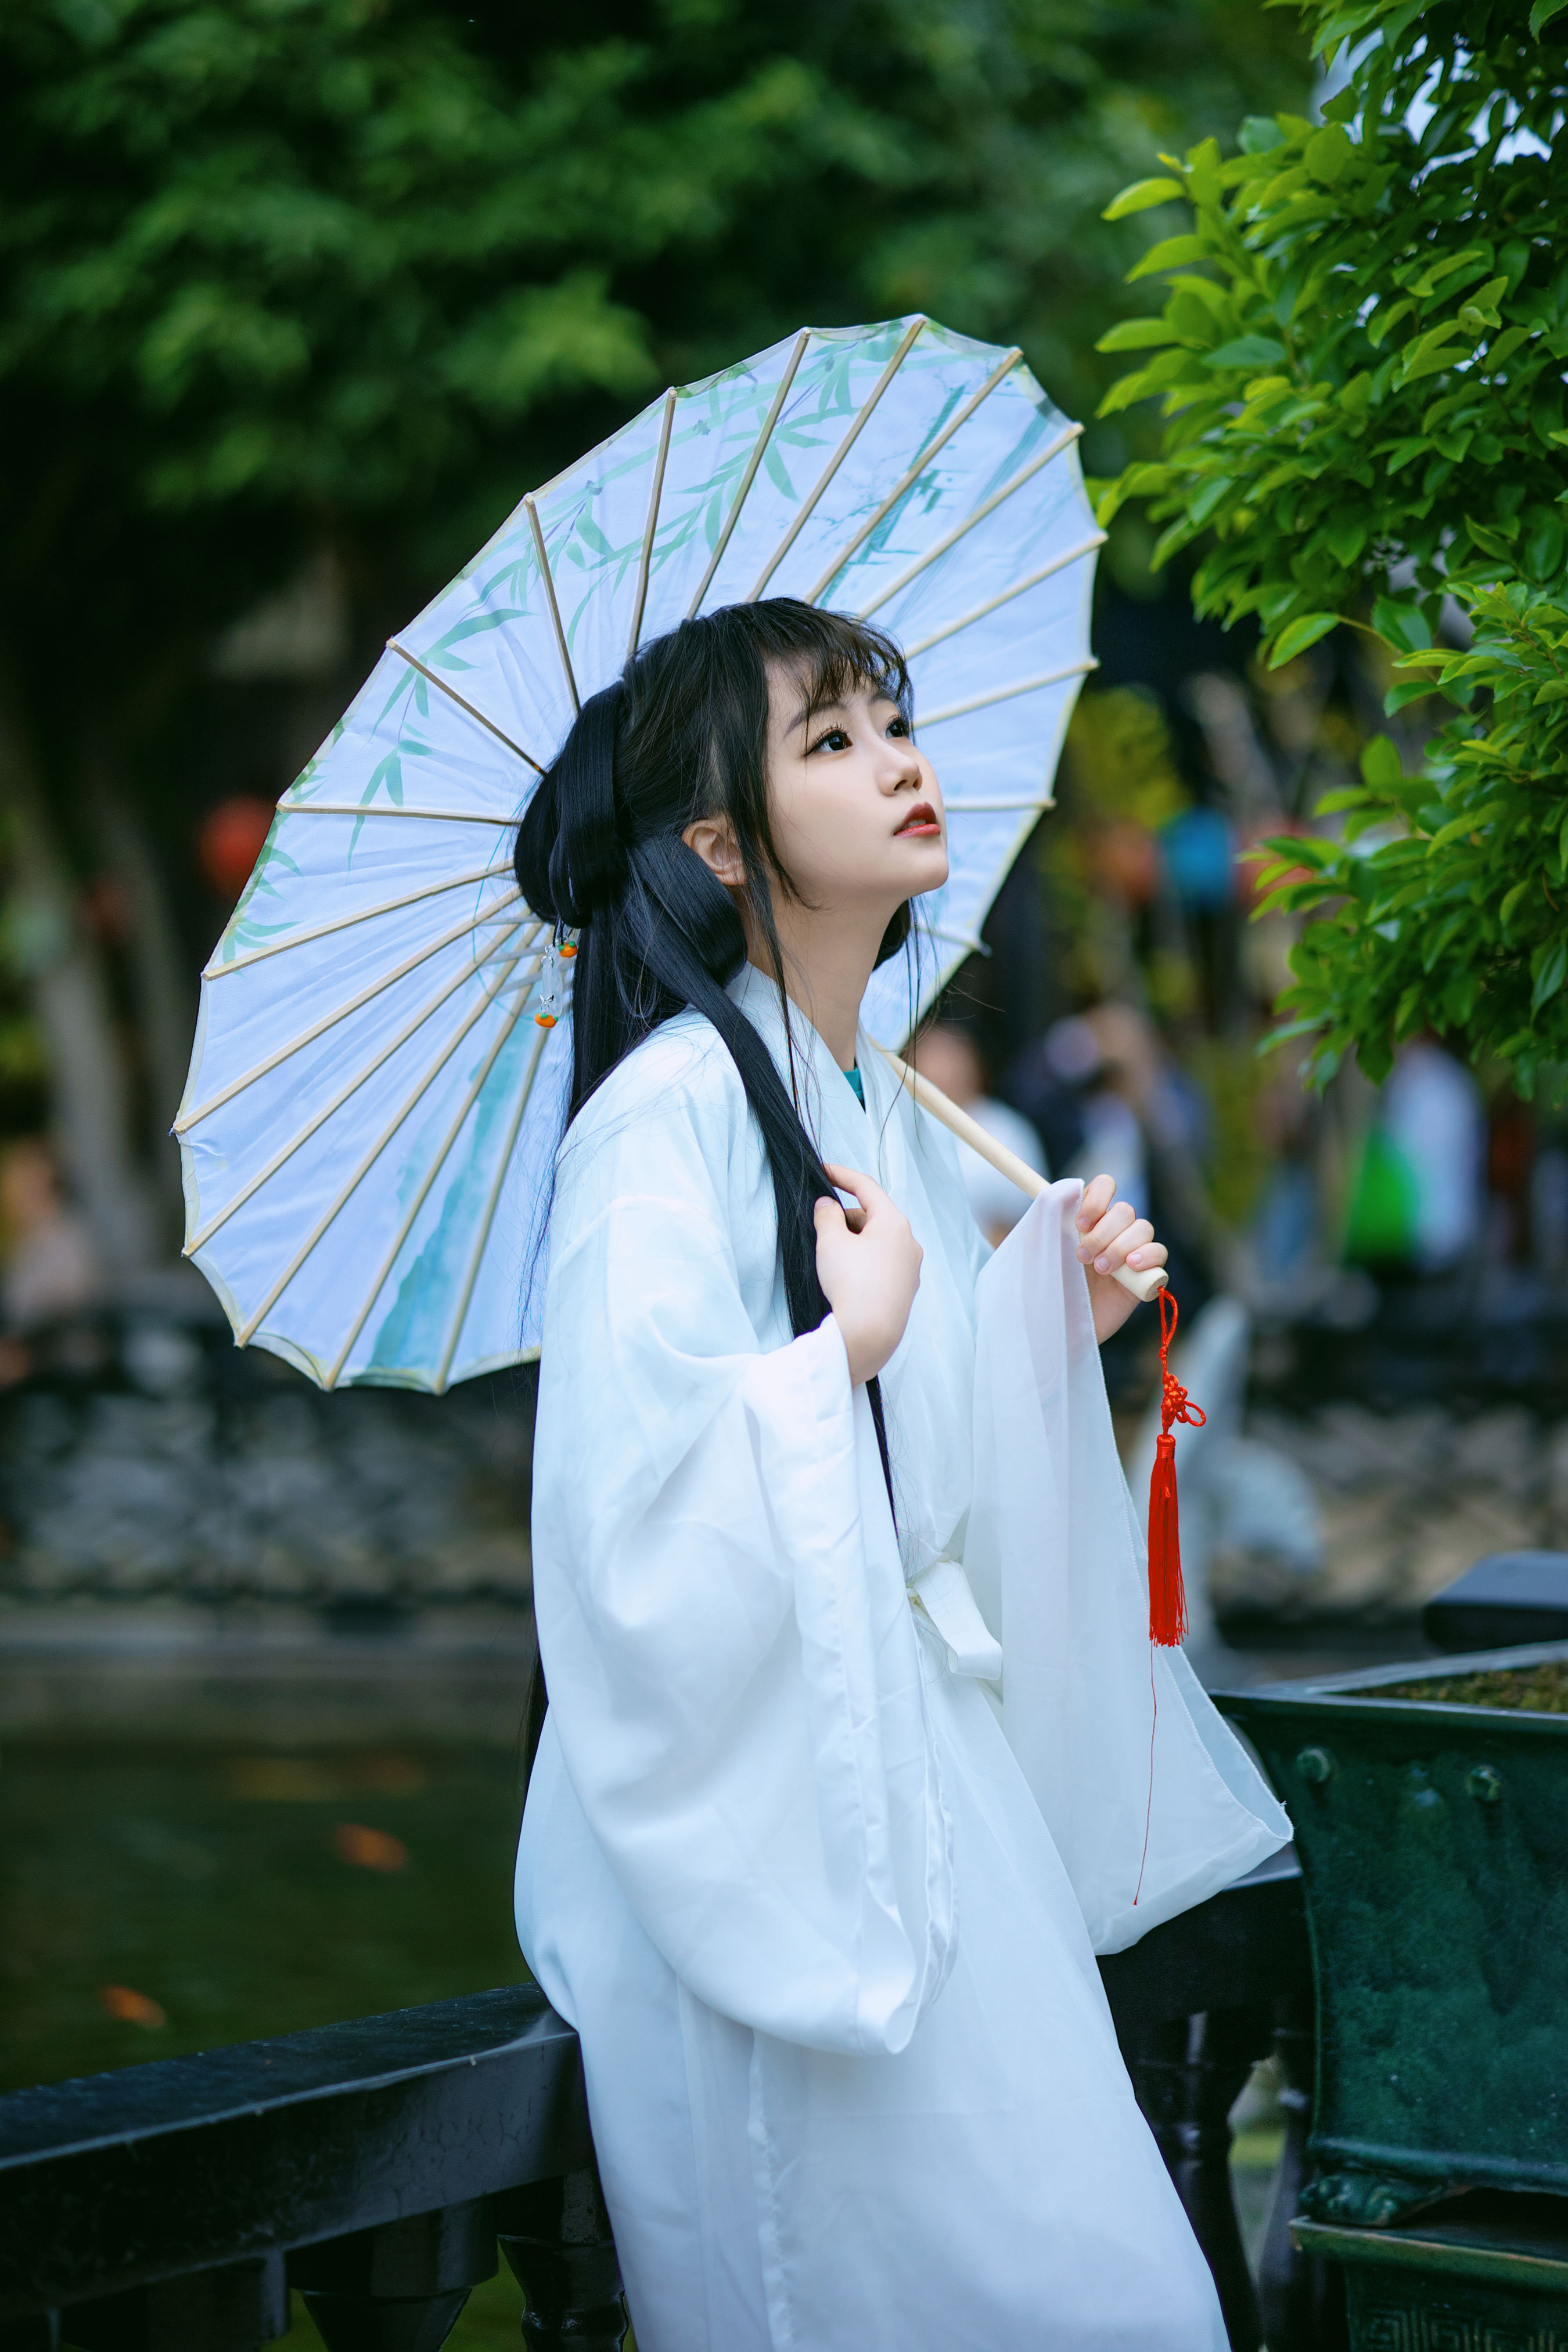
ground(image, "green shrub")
xmin=1097 ymin=0 xmax=1568 ymax=1091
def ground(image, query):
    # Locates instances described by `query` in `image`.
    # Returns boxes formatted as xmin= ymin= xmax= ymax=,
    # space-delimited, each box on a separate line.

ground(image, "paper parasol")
xmin=178 ymin=314 xmax=1102 ymax=1389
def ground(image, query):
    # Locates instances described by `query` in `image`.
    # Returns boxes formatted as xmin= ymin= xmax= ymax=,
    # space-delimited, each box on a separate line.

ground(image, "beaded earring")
xmin=534 ymin=930 xmax=578 ymax=1029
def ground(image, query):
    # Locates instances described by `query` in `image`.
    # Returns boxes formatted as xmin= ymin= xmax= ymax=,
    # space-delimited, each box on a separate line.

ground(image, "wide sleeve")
xmin=529 ymin=1046 xmax=954 ymax=2055
xmin=961 ymin=1181 xmax=1290 ymax=1954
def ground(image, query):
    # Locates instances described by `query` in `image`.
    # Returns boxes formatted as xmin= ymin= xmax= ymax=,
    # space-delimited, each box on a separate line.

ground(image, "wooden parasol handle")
xmin=869 ymin=1039 xmax=1168 ymax=1305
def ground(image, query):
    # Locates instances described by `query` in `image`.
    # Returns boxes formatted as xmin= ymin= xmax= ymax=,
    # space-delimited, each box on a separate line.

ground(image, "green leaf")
xmin=1238 ymin=116 xmax=1288 ymax=155
xmin=1127 ymin=235 xmax=1210 ymax=282
xmin=1410 ymin=247 xmax=1493 ymax=299
xmin=1372 ymin=598 xmax=1433 ymax=654
xmin=1522 ymin=504 xmax=1567 ymax=583
xmin=1459 ymin=274 xmax=1509 ymax=327
xmin=1465 ymin=517 xmax=1520 ymax=563
xmin=1303 ymin=124 xmax=1353 ymax=185
xmin=1361 ymin=733 xmax=1404 ymax=789
xmin=1531 ymin=379 xmax=1565 ymax=444
xmin=1095 ymin=318 xmax=1184 ymax=351
xmin=1483 ymin=328 xmax=1533 ymax=372
xmin=1401 ymin=322 xmax=1469 ymax=383
xmin=1324 ymin=515 xmax=1368 ymax=566
xmin=1095 ymin=460 xmax=1178 ymax=523
xmin=1501 ymin=879 xmax=1531 ymax=930
xmin=1187 ymin=472 xmax=1235 ymax=524
xmin=1532 ymin=938 xmax=1568 ymax=1015
xmin=1269 ymin=610 xmax=1340 ymax=666
xmin=1096 ymin=347 xmax=1199 ymax=414
xmin=1530 ymin=0 xmax=1568 ymax=31
xmin=1382 ymin=437 xmax=1432 ymax=478
xmin=1368 ymin=297 xmax=1416 ymax=351
xmin=1203 ymin=335 xmax=1288 ymax=370
xmin=1103 ymin=177 xmax=1187 ymax=221
xmin=1384 ymin=680 xmax=1437 ymax=714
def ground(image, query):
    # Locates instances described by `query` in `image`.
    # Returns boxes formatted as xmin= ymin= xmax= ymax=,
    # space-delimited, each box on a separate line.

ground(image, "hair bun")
xmin=514 ymin=679 xmax=625 ymax=925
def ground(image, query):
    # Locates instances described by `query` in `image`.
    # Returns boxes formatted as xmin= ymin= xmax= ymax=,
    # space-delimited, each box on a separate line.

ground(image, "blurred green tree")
xmin=1096 ymin=0 xmax=1568 ymax=1095
xmin=0 ymin=0 xmax=1307 ymax=1254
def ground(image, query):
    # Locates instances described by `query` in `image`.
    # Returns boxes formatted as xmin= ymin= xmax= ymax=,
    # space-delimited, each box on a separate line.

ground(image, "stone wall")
xmin=0 ymin=1322 xmax=534 ymax=1613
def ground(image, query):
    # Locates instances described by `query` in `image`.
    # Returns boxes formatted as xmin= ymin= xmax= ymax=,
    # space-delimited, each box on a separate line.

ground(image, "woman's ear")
xmin=682 ymin=814 xmax=747 ymax=888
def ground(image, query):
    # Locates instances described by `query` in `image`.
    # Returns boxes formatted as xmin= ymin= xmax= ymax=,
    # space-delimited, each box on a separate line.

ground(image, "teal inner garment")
xmin=843 ymin=1066 xmax=865 ymax=1108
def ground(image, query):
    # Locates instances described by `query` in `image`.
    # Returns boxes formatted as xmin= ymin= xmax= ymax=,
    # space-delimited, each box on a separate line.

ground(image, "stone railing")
xmin=0 ymin=1849 xmax=1321 ymax=2352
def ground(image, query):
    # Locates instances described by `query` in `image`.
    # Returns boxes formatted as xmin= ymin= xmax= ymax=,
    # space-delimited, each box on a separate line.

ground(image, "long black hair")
xmin=513 ymin=600 xmax=913 ymax=1782
xmin=518 ymin=595 xmax=909 ymax=1406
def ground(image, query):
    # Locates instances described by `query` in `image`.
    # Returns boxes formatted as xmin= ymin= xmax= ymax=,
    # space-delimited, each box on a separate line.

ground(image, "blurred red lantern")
xmin=197 ymin=795 xmax=276 ymax=900
xmin=1088 ymin=818 xmax=1160 ymax=908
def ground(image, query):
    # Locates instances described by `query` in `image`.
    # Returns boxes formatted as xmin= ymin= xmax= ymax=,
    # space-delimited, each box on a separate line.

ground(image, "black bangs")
xmin=746 ymin=603 xmax=912 ymax=736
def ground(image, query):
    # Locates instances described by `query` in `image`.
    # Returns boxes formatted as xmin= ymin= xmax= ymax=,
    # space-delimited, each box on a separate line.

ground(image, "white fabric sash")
xmin=911 ymin=1556 xmax=1004 ymax=1681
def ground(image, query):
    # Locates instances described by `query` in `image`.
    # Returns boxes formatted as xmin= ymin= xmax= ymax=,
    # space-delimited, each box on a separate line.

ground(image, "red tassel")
xmin=1148 ymin=1432 xmax=1186 ymax=1645
xmin=1146 ymin=1288 xmax=1204 ymax=1648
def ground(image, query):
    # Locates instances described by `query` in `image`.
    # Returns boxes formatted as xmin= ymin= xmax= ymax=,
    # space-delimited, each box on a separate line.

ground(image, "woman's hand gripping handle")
xmin=814 ymin=1165 xmax=923 ymax=1386
xmin=1076 ymin=1173 xmax=1167 ymax=1345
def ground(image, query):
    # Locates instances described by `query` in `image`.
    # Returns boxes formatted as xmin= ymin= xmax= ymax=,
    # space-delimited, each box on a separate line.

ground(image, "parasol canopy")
xmin=178 ymin=314 xmax=1102 ymax=1390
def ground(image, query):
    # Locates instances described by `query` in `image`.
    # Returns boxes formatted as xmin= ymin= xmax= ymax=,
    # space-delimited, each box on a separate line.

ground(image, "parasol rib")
xmin=686 ymin=330 xmax=811 ymax=620
xmin=178 ymin=890 xmax=527 ymax=1134
xmin=235 ymin=938 xmax=541 ymax=1346
xmin=204 ymin=863 xmax=508 ymax=981
xmin=900 ymin=533 xmax=1106 ymax=660
xmin=917 ymin=659 xmax=1096 ymax=729
xmin=944 ymin=795 xmax=1057 ymax=814
xmin=526 ymin=497 xmax=579 ymax=713
xmin=184 ymin=917 xmax=538 ymax=1254
xmin=433 ymin=1020 xmax=551 ymax=1393
xmin=628 ymin=389 xmax=678 ymax=659
xmin=325 ymin=977 xmax=539 ymax=1386
xmin=854 ymin=422 xmax=1083 ymax=621
xmin=384 ymin=642 xmax=544 ymax=773
xmin=923 ymin=925 xmax=990 ymax=957
xmin=275 ymin=801 xmax=516 ymax=825
xmin=869 ymin=1040 xmax=1165 ymax=1303
xmin=803 ymin=346 xmax=1023 ymax=607
xmin=746 ymin=316 xmax=927 ymax=603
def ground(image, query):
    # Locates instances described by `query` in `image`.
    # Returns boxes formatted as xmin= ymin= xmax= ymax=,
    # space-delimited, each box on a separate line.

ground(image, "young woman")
xmin=511 ymin=599 xmax=1288 ymax=2352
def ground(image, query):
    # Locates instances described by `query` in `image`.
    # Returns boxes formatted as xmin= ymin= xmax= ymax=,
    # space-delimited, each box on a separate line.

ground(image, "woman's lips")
xmin=895 ymin=801 xmax=942 ymax=837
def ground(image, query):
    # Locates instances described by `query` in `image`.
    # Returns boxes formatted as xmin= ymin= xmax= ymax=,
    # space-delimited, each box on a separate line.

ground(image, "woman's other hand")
xmin=815 ymin=1164 xmax=923 ymax=1384
xmin=1074 ymin=1173 xmax=1166 ymax=1345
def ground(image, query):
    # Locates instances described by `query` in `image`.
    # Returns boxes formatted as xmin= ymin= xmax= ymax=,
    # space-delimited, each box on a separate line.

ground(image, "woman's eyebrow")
xmin=789 ymin=698 xmax=849 ymax=738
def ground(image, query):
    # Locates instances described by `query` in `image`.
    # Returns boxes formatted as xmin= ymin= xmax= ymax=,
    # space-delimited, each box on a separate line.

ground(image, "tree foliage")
xmin=0 ymin=0 xmax=1310 ymax=701
xmin=1096 ymin=0 xmax=1568 ymax=1089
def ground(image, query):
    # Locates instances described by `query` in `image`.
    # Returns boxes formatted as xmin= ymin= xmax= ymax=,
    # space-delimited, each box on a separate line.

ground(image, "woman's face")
xmin=763 ymin=664 xmax=949 ymax=918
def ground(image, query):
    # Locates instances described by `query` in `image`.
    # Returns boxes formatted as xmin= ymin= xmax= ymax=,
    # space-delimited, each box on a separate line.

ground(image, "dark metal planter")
xmin=1218 ymin=1641 xmax=1568 ymax=2227
xmin=1293 ymin=2203 xmax=1568 ymax=2349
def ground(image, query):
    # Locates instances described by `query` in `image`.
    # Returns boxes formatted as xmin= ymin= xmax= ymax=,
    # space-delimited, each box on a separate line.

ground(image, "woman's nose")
xmin=882 ymin=745 xmax=923 ymax=790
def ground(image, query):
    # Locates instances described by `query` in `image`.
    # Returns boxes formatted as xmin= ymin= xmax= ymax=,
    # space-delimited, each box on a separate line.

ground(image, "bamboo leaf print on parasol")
xmin=178 ymin=315 xmax=1102 ymax=1390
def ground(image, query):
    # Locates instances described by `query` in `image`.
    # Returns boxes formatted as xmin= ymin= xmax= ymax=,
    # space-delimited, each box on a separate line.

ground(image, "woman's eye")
xmin=810 ymin=728 xmax=851 ymax=754
xmin=887 ymin=717 xmax=911 ymax=739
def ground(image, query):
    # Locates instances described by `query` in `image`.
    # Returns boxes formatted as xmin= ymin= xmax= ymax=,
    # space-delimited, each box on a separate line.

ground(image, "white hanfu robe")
xmin=515 ymin=963 xmax=1290 ymax=2352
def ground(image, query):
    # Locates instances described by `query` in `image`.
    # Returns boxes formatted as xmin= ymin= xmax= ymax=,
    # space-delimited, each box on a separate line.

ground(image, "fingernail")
xmin=1094 ymin=1255 xmax=1110 ymax=1274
